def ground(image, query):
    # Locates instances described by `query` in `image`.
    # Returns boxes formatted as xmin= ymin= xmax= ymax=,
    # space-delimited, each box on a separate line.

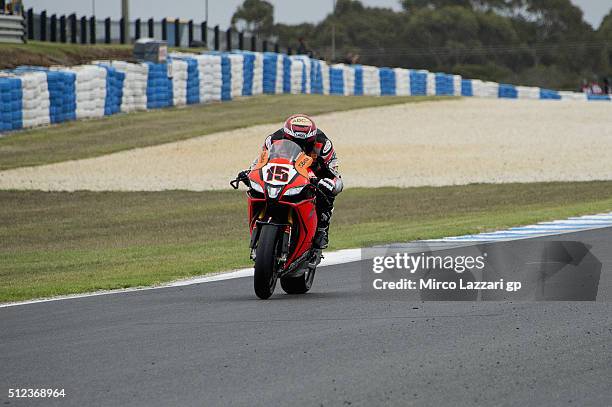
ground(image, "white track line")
xmin=4 ymin=212 xmax=611 ymax=308
xmin=427 ymin=212 xmax=612 ymax=242
xmin=0 ymin=249 xmax=361 ymax=308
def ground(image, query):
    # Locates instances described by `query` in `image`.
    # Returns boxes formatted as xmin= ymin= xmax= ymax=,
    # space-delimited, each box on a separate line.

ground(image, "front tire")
xmin=254 ymin=225 xmax=279 ymax=299
xmin=280 ymin=266 xmax=316 ymax=294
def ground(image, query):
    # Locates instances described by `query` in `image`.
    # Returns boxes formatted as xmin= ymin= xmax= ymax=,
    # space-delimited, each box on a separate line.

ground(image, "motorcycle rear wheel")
xmin=280 ymin=266 xmax=316 ymax=294
xmin=254 ymin=225 xmax=279 ymax=299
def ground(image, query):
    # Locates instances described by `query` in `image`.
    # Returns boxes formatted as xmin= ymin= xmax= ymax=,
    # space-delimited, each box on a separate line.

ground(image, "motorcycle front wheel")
xmin=254 ymin=225 xmax=279 ymax=299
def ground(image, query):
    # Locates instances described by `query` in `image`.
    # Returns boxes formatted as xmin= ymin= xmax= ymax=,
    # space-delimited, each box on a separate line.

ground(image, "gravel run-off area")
xmin=1 ymin=98 xmax=611 ymax=191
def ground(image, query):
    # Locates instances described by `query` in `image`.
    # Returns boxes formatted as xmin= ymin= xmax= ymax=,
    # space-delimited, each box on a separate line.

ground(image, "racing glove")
xmin=237 ymin=170 xmax=250 ymax=180
xmin=318 ymin=178 xmax=336 ymax=196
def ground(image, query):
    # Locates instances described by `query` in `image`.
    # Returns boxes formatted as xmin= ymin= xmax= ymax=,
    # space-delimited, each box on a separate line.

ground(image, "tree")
xmin=270 ymin=0 xmax=603 ymax=88
xmin=598 ymin=9 xmax=612 ymax=39
xmin=231 ymin=0 xmax=274 ymax=37
xmin=401 ymin=0 xmax=522 ymax=13
xmin=402 ymin=0 xmax=472 ymax=12
xmin=596 ymin=9 xmax=612 ymax=74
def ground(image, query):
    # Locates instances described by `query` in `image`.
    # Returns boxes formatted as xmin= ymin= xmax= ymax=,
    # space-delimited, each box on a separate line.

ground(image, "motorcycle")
xmin=230 ymin=140 xmax=328 ymax=299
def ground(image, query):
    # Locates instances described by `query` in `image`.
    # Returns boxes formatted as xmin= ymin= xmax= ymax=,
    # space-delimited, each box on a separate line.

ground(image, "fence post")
xmin=40 ymin=10 xmax=47 ymax=41
xmin=262 ymin=40 xmax=268 ymax=52
xmin=27 ymin=8 xmax=34 ymax=40
xmin=69 ymin=14 xmax=77 ymax=43
xmin=226 ymin=28 xmax=232 ymax=51
xmin=148 ymin=18 xmax=154 ymax=38
xmin=161 ymin=18 xmax=167 ymax=41
xmin=59 ymin=15 xmax=66 ymax=43
xmin=50 ymin=14 xmax=57 ymax=42
xmin=174 ymin=18 xmax=180 ymax=47
xmin=120 ymin=17 xmax=125 ymax=43
xmin=251 ymin=35 xmax=256 ymax=52
xmin=134 ymin=18 xmax=141 ymax=40
xmin=238 ymin=32 xmax=244 ymax=50
xmin=104 ymin=17 xmax=111 ymax=43
xmin=89 ymin=16 xmax=96 ymax=44
xmin=287 ymin=47 xmax=292 ymax=55
xmin=201 ymin=21 xmax=207 ymax=46
xmin=214 ymin=25 xmax=219 ymax=50
xmin=80 ymin=16 xmax=87 ymax=44
xmin=274 ymin=43 xmax=280 ymax=53
xmin=188 ymin=20 xmax=193 ymax=47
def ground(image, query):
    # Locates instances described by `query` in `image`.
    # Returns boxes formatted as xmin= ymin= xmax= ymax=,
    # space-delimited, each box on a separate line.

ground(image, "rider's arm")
xmin=316 ymin=136 xmax=343 ymax=195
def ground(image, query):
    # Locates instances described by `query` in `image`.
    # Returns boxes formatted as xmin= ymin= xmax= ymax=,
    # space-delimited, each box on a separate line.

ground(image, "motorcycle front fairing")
xmin=246 ymin=140 xmax=318 ymax=272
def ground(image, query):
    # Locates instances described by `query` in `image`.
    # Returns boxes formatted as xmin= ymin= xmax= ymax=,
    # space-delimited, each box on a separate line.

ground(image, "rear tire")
xmin=254 ymin=225 xmax=279 ymax=299
xmin=280 ymin=266 xmax=316 ymax=295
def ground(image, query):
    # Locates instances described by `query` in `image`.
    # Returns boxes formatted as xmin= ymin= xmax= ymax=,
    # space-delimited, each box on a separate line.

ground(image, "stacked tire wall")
xmin=1 ymin=50 xmax=608 ymax=134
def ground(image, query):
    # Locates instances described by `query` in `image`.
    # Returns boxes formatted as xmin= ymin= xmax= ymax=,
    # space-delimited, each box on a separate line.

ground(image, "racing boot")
xmin=313 ymin=226 xmax=329 ymax=249
xmin=313 ymin=210 xmax=331 ymax=249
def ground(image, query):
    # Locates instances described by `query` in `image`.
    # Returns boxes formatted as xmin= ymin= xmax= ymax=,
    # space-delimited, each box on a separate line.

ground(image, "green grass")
xmin=2 ymin=181 xmax=612 ymax=302
xmin=0 ymin=94 xmax=448 ymax=170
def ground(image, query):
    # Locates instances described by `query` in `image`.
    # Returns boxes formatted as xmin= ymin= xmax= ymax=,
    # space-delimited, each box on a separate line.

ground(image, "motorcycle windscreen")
xmin=267 ymin=140 xmax=304 ymax=163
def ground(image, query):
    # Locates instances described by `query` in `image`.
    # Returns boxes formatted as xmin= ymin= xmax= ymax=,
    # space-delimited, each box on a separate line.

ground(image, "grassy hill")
xmin=0 ymin=41 xmax=206 ymax=69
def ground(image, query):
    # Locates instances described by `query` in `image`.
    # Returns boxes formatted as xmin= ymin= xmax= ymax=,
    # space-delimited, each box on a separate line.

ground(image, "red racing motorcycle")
xmin=231 ymin=140 xmax=327 ymax=299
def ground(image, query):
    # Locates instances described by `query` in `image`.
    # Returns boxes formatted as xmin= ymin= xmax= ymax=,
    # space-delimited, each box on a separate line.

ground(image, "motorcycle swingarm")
xmin=279 ymin=249 xmax=322 ymax=278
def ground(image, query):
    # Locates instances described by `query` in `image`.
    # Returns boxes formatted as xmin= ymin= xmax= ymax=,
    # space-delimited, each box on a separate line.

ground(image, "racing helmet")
xmin=283 ymin=114 xmax=317 ymax=143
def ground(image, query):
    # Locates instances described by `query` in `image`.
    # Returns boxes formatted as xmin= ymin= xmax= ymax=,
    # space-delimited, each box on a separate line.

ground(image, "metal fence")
xmin=0 ymin=13 xmax=25 ymax=43
xmin=25 ymin=8 xmax=286 ymax=53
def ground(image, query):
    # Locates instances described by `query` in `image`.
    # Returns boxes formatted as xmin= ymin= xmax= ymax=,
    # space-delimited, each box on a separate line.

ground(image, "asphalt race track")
xmin=2 ymin=228 xmax=612 ymax=407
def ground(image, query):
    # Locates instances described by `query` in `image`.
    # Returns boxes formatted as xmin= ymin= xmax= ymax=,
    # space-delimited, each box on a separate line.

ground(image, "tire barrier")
xmin=498 ymin=83 xmax=518 ymax=99
xmin=353 ymin=65 xmax=363 ymax=96
xmin=0 ymin=50 xmax=606 ymax=134
xmin=63 ymin=66 xmax=108 ymax=120
xmin=263 ymin=52 xmax=284 ymax=95
xmin=309 ymin=59 xmax=328 ymax=95
xmin=435 ymin=73 xmax=454 ymax=96
xmin=239 ymin=52 xmax=263 ymax=97
xmin=453 ymin=75 xmax=462 ymax=97
xmin=394 ymin=68 xmax=410 ymax=96
xmin=220 ymin=55 xmax=231 ymax=102
xmin=329 ymin=64 xmax=354 ymax=96
xmin=461 ymin=79 xmax=473 ymax=97
xmin=540 ymin=89 xmax=562 ymax=100
xmin=516 ymin=86 xmax=540 ymax=100
xmin=170 ymin=59 xmax=188 ymax=107
xmin=472 ymin=80 xmax=499 ymax=98
xmin=329 ymin=65 xmax=344 ymax=95
xmin=228 ymin=54 xmax=244 ymax=100
xmin=109 ymin=61 xmax=148 ymax=112
xmin=0 ymin=76 xmax=22 ymax=131
xmin=426 ymin=72 xmax=436 ymax=96
xmin=146 ymin=62 xmax=172 ymax=109
xmin=195 ymin=54 xmax=222 ymax=103
xmin=184 ymin=58 xmax=200 ymax=105
xmin=379 ymin=68 xmax=396 ymax=96
xmin=362 ymin=66 xmax=381 ymax=96
xmin=410 ymin=71 xmax=427 ymax=96
xmin=98 ymin=65 xmax=124 ymax=115
xmin=12 ymin=67 xmax=77 ymax=124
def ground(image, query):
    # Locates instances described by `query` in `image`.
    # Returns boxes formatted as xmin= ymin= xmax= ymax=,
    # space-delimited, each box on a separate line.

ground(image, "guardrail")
xmin=0 ymin=13 xmax=25 ymax=43
xmin=0 ymin=51 xmax=609 ymax=133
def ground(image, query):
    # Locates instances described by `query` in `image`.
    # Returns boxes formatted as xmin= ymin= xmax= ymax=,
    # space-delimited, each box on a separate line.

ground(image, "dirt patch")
xmin=1 ymin=98 xmax=611 ymax=191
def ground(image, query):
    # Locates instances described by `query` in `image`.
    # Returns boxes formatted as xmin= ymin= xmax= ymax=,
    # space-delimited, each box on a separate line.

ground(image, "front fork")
xmin=249 ymin=218 xmax=292 ymax=263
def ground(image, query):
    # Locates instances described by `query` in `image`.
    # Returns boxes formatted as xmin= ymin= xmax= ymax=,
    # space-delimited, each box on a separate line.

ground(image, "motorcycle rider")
xmin=237 ymin=114 xmax=343 ymax=249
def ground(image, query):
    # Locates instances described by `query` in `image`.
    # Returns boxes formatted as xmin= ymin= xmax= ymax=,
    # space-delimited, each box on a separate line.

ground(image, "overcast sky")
xmin=25 ymin=0 xmax=612 ymax=29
